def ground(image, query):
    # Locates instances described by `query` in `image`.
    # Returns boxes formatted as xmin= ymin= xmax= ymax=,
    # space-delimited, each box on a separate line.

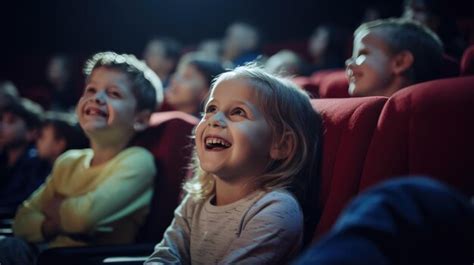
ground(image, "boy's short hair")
xmin=84 ymin=51 xmax=163 ymax=112
xmin=43 ymin=111 xmax=88 ymax=150
xmin=1 ymin=98 xmax=44 ymax=129
xmin=355 ymin=17 xmax=444 ymax=83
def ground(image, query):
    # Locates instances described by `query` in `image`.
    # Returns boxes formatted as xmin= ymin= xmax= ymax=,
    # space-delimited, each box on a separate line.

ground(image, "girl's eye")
xmin=231 ymin=107 xmax=246 ymax=117
xmin=205 ymin=105 xmax=217 ymax=113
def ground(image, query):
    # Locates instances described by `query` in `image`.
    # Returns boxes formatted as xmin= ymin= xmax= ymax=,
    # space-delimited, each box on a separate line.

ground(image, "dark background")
xmin=0 ymin=0 xmax=472 ymax=90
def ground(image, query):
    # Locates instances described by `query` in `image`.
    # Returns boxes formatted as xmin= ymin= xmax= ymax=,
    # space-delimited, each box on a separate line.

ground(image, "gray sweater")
xmin=145 ymin=189 xmax=303 ymax=265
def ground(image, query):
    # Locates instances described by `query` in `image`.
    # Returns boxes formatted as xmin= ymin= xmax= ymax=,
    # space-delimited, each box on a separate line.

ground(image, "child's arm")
xmin=218 ymin=191 xmax=303 ymax=265
xmin=56 ymin=150 xmax=155 ymax=234
xmin=41 ymin=192 xmax=65 ymax=240
xmin=145 ymin=195 xmax=193 ymax=265
xmin=13 ymin=176 xmax=57 ymax=243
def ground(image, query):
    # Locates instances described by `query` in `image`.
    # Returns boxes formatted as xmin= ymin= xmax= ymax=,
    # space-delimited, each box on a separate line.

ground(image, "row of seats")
xmin=37 ymin=75 xmax=474 ymax=264
xmin=313 ymin=75 xmax=474 ymax=240
xmin=295 ymin=45 xmax=474 ymax=99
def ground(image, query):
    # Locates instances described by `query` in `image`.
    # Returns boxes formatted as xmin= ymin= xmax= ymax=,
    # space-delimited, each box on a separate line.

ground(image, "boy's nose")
xmin=208 ymin=112 xmax=227 ymax=128
xmin=345 ymin=58 xmax=354 ymax=68
xmin=94 ymin=90 xmax=107 ymax=104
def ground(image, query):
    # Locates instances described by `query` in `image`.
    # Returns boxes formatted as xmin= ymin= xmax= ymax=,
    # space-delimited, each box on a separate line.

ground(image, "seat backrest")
xmin=310 ymin=97 xmax=387 ymax=240
xmin=293 ymin=76 xmax=319 ymax=98
xmin=460 ymin=45 xmax=474 ymax=76
xmin=132 ymin=111 xmax=199 ymax=242
xmin=318 ymin=70 xmax=350 ymax=98
xmin=360 ymin=76 xmax=474 ymax=196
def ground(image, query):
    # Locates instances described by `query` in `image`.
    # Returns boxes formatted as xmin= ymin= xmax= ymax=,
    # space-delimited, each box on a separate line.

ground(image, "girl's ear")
xmin=392 ymin=50 xmax=414 ymax=75
xmin=133 ymin=110 xmax=152 ymax=132
xmin=270 ymin=131 xmax=295 ymax=160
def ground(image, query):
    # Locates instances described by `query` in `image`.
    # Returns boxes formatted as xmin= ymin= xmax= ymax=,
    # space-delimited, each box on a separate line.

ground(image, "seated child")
xmin=0 ymin=98 xmax=50 ymax=212
xmin=165 ymin=55 xmax=225 ymax=117
xmin=36 ymin=111 xmax=88 ymax=165
xmin=11 ymin=52 xmax=163 ymax=252
xmin=146 ymin=65 xmax=322 ymax=264
xmin=346 ymin=18 xmax=443 ymax=97
xmin=265 ymin=50 xmax=303 ymax=77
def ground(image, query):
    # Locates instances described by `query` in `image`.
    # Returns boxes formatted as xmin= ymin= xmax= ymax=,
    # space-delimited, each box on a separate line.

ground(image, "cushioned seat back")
xmin=132 ymin=111 xmax=198 ymax=242
xmin=460 ymin=45 xmax=474 ymax=76
xmin=360 ymin=77 xmax=474 ymax=196
xmin=310 ymin=97 xmax=386 ymax=240
xmin=318 ymin=70 xmax=350 ymax=98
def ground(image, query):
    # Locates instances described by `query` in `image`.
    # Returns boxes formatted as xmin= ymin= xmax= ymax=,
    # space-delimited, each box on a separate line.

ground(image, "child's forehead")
xmin=210 ymin=78 xmax=261 ymax=99
xmin=355 ymin=29 xmax=392 ymax=51
xmin=87 ymin=67 xmax=133 ymax=89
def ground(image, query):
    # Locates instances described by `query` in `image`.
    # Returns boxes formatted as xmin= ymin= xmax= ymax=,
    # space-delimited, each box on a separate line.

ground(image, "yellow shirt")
xmin=13 ymin=146 xmax=156 ymax=248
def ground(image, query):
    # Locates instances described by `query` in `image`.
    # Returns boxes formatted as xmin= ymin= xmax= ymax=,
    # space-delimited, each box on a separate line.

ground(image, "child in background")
xmin=0 ymin=98 xmax=50 ymax=212
xmin=346 ymin=18 xmax=443 ymax=97
xmin=9 ymin=52 xmax=162 ymax=255
xmin=166 ymin=56 xmax=225 ymax=117
xmin=146 ymin=65 xmax=322 ymax=264
xmin=36 ymin=112 xmax=88 ymax=165
xmin=143 ymin=37 xmax=182 ymax=88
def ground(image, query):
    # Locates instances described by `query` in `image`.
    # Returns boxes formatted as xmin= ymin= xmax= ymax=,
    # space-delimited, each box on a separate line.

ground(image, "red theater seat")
xmin=132 ymin=111 xmax=199 ymax=242
xmin=293 ymin=76 xmax=319 ymax=98
xmin=310 ymin=96 xmax=387 ymax=239
xmin=360 ymin=76 xmax=474 ymax=196
xmin=318 ymin=70 xmax=349 ymax=98
xmin=460 ymin=45 xmax=474 ymax=76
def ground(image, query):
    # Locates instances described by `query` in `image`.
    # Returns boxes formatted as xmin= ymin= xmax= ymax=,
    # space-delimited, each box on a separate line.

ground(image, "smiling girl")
xmin=146 ymin=65 xmax=322 ymax=265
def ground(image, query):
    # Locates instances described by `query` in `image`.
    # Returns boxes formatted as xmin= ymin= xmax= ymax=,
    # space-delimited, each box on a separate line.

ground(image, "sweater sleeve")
xmin=145 ymin=195 xmax=193 ymax=265
xmin=218 ymin=192 xmax=304 ymax=265
xmin=12 ymin=175 xmax=56 ymax=243
xmin=58 ymin=149 xmax=155 ymax=233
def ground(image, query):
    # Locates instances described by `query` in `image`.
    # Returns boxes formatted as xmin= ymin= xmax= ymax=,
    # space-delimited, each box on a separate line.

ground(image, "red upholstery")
xmin=132 ymin=111 xmax=199 ymax=242
xmin=360 ymin=76 xmax=474 ymax=196
xmin=460 ymin=45 xmax=474 ymax=76
xmin=318 ymin=70 xmax=350 ymax=98
xmin=310 ymin=97 xmax=387 ymax=240
xmin=293 ymin=76 xmax=319 ymax=98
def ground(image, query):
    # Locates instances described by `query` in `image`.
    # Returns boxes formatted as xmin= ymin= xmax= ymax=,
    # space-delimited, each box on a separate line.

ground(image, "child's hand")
xmin=41 ymin=192 xmax=65 ymax=239
xmin=43 ymin=192 xmax=65 ymax=221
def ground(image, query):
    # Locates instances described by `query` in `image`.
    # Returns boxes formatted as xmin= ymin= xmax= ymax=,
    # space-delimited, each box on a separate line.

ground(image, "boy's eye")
xmin=85 ymin=87 xmax=96 ymax=94
xmin=205 ymin=105 xmax=217 ymax=113
xmin=108 ymin=90 xmax=122 ymax=98
xmin=231 ymin=107 xmax=246 ymax=117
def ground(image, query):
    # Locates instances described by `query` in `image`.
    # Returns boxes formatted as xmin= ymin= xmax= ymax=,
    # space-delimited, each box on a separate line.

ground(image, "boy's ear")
xmin=270 ymin=131 xmax=295 ymax=160
xmin=133 ymin=110 xmax=152 ymax=132
xmin=392 ymin=50 xmax=414 ymax=75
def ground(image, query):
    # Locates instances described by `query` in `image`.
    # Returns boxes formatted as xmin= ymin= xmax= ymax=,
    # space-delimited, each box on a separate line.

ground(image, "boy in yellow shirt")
xmin=3 ymin=52 xmax=162 ymax=261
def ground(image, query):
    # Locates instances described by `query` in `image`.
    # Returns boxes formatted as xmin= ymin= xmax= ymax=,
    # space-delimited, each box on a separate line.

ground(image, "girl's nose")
xmin=208 ymin=112 xmax=227 ymax=128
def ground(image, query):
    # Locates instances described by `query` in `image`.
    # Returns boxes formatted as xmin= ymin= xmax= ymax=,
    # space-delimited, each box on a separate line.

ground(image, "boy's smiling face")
xmin=346 ymin=29 xmax=396 ymax=97
xmin=76 ymin=67 xmax=138 ymax=142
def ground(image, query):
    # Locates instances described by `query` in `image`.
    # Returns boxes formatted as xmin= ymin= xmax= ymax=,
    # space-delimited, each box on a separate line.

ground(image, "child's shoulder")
xmin=249 ymin=189 xmax=302 ymax=218
xmin=116 ymin=146 xmax=155 ymax=162
xmin=56 ymin=148 xmax=93 ymax=164
xmin=258 ymin=189 xmax=299 ymax=205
